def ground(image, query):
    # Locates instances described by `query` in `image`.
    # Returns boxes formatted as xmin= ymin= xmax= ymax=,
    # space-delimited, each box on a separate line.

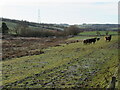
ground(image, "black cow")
xmin=83 ymin=39 xmax=90 ymax=44
xmin=89 ymin=38 xmax=96 ymax=43
xmin=96 ymin=37 xmax=100 ymax=41
xmin=83 ymin=38 xmax=96 ymax=44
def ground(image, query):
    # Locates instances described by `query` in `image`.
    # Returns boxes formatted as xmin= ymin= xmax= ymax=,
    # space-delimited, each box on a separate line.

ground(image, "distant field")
xmin=2 ymin=35 xmax=119 ymax=88
xmin=79 ymin=31 xmax=118 ymax=36
xmin=4 ymin=20 xmax=64 ymax=34
xmin=5 ymin=21 xmax=17 ymax=30
xmin=5 ymin=21 xmax=43 ymax=32
xmin=67 ymin=36 xmax=95 ymax=41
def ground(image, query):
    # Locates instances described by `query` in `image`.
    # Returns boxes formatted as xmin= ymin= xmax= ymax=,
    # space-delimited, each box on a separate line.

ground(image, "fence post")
xmin=109 ymin=76 xmax=116 ymax=89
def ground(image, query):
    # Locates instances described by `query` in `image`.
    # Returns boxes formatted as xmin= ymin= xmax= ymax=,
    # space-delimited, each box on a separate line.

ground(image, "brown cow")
xmin=104 ymin=35 xmax=112 ymax=41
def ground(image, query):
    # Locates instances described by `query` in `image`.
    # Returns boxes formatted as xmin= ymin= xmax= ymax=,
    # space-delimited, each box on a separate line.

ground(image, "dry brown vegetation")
xmin=2 ymin=36 xmax=68 ymax=60
xmin=2 ymin=35 xmax=83 ymax=60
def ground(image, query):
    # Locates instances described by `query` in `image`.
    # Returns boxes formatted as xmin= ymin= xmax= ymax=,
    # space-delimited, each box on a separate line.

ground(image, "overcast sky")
xmin=0 ymin=0 xmax=119 ymax=24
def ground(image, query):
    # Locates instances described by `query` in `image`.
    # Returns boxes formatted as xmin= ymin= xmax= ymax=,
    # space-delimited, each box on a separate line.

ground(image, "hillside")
xmin=2 ymin=35 xmax=119 ymax=88
xmin=1 ymin=18 xmax=119 ymax=89
xmin=1 ymin=18 xmax=68 ymax=32
xmin=1 ymin=18 xmax=118 ymax=33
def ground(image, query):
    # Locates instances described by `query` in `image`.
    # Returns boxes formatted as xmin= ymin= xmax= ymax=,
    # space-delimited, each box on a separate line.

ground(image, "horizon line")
xmin=1 ymin=17 xmax=118 ymax=25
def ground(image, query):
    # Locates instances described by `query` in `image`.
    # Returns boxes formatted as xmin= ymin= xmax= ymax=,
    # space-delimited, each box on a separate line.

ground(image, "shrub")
xmin=64 ymin=25 xmax=81 ymax=36
xmin=2 ymin=22 xmax=9 ymax=34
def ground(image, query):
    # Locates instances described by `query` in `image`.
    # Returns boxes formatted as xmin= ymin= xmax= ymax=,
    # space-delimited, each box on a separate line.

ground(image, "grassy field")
xmin=79 ymin=31 xmax=118 ymax=36
xmin=4 ymin=20 xmax=65 ymax=34
xmin=67 ymin=36 xmax=95 ymax=41
xmin=2 ymin=34 xmax=119 ymax=88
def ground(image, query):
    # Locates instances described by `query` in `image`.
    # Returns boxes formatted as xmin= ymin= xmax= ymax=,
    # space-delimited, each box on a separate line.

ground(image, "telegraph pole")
xmin=38 ymin=9 xmax=41 ymax=24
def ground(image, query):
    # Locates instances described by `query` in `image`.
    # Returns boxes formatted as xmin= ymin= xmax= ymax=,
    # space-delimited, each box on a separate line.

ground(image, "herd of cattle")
xmin=83 ymin=35 xmax=112 ymax=44
xmin=83 ymin=37 xmax=100 ymax=44
xmin=65 ymin=35 xmax=112 ymax=45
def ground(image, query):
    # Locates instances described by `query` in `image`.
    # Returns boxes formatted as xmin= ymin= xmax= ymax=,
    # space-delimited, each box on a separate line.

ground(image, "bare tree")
xmin=64 ymin=25 xmax=80 ymax=36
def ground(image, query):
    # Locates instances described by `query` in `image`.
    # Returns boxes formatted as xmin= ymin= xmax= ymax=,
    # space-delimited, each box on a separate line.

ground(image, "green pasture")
xmin=5 ymin=21 xmax=17 ymax=30
xmin=67 ymin=36 xmax=95 ymax=41
xmin=2 ymin=35 xmax=119 ymax=88
xmin=79 ymin=31 xmax=118 ymax=36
